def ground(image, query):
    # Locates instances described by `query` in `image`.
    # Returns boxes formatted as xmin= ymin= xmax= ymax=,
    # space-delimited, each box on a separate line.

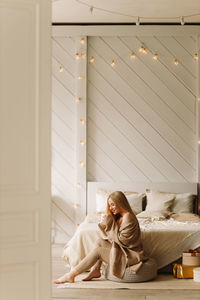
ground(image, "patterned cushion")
xmin=105 ymin=258 xmax=157 ymax=283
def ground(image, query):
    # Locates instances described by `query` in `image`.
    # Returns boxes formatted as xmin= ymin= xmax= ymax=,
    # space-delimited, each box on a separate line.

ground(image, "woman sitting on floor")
xmin=54 ymin=191 xmax=147 ymax=283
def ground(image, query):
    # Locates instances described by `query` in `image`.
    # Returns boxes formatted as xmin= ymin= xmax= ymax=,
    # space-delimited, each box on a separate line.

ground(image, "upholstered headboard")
xmin=87 ymin=182 xmax=198 ymax=214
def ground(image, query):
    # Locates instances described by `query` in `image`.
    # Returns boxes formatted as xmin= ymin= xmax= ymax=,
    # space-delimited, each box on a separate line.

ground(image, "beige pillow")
xmin=171 ymin=193 xmax=195 ymax=213
xmin=170 ymin=213 xmax=200 ymax=222
xmin=145 ymin=190 xmax=175 ymax=212
xmin=96 ymin=189 xmax=144 ymax=214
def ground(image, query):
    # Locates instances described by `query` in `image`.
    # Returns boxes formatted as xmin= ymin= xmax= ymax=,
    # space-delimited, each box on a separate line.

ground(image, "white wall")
xmin=51 ymin=27 xmax=200 ymax=243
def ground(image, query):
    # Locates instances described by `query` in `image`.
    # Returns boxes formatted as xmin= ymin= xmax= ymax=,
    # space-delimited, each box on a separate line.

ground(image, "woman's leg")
xmin=54 ymin=238 xmax=111 ymax=284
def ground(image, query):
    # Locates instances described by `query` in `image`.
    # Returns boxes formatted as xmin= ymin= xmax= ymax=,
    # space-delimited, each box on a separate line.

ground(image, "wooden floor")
xmin=52 ymin=244 xmax=200 ymax=300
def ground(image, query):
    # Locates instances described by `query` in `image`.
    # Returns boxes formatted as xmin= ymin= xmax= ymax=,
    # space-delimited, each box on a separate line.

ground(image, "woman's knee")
xmin=94 ymin=238 xmax=105 ymax=247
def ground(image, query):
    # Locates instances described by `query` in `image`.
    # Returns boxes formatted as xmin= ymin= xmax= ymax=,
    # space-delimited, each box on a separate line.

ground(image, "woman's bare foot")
xmin=82 ymin=268 xmax=101 ymax=281
xmin=53 ymin=269 xmax=78 ymax=284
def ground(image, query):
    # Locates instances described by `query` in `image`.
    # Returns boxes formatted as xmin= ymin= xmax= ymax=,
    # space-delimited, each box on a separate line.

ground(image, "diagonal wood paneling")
xmin=87 ymin=36 xmax=197 ymax=183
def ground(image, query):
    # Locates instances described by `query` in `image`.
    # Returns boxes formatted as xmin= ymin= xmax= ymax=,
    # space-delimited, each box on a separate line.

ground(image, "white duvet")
xmin=63 ymin=216 xmax=200 ymax=269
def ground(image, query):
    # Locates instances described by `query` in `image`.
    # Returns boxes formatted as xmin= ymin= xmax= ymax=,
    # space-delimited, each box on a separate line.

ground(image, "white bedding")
xmin=63 ymin=216 xmax=200 ymax=270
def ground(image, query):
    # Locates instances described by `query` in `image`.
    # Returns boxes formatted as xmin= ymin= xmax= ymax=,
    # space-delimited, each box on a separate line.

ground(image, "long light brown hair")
xmin=106 ymin=191 xmax=134 ymax=222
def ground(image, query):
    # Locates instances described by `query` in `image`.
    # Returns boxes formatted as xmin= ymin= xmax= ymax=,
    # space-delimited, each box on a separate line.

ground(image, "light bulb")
xmin=80 ymin=119 xmax=85 ymax=125
xmin=198 ymin=140 xmax=200 ymax=145
xmin=78 ymin=75 xmax=83 ymax=80
xmin=59 ymin=66 xmax=63 ymax=72
xmin=174 ymin=58 xmax=179 ymax=65
xmin=76 ymin=97 xmax=81 ymax=102
xmin=153 ymin=53 xmax=158 ymax=60
xmin=80 ymin=38 xmax=85 ymax=44
xmin=111 ymin=60 xmax=115 ymax=67
xmin=198 ymin=97 xmax=200 ymax=102
xmin=180 ymin=16 xmax=185 ymax=25
xmin=73 ymin=203 xmax=80 ymax=208
xmin=79 ymin=161 xmax=84 ymax=167
xmin=130 ymin=52 xmax=136 ymax=59
xmin=76 ymin=53 xmax=80 ymax=60
xmin=143 ymin=47 xmax=147 ymax=54
xmin=80 ymin=53 xmax=86 ymax=59
xmin=77 ymin=182 xmax=81 ymax=188
xmin=80 ymin=140 xmax=85 ymax=146
xmin=139 ymin=46 xmax=144 ymax=52
xmin=194 ymin=53 xmax=198 ymax=61
xmin=90 ymin=56 xmax=95 ymax=63
xmin=136 ymin=17 xmax=140 ymax=26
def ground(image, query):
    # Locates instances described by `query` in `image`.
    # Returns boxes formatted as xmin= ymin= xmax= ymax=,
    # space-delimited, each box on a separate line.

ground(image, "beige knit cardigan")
xmin=98 ymin=214 xmax=147 ymax=279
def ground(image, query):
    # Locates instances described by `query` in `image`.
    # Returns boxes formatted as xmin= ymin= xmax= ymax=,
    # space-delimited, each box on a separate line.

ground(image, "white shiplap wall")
xmin=51 ymin=31 xmax=199 ymax=243
xmin=87 ymin=36 xmax=197 ymax=183
xmin=52 ymin=37 xmax=77 ymax=243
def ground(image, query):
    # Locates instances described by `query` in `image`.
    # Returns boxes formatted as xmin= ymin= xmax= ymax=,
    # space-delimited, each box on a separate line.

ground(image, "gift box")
xmin=182 ymin=249 xmax=200 ymax=266
xmin=173 ymin=263 xmax=197 ymax=279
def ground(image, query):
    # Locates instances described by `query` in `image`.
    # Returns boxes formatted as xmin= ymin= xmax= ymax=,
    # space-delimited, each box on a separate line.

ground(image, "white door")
xmin=0 ymin=0 xmax=51 ymax=299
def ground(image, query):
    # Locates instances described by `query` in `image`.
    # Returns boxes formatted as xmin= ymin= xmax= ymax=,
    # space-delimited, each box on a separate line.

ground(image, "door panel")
xmin=0 ymin=0 xmax=51 ymax=299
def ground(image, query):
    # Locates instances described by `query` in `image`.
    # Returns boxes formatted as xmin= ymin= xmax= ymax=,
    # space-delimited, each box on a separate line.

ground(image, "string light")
xmin=71 ymin=0 xmax=200 ymax=23
xmin=80 ymin=140 xmax=85 ymax=146
xmin=139 ymin=46 xmax=147 ymax=54
xmin=80 ymin=119 xmax=85 ymax=125
xmin=78 ymin=75 xmax=83 ymax=80
xmin=194 ymin=53 xmax=199 ymax=61
xmin=76 ymin=97 xmax=81 ymax=102
xmin=198 ymin=97 xmax=200 ymax=102
xmin=111 ymin=60 xmax=115 ymax=67
xmin=79 ymin=161 xmax=84 ymax=167
xmin=77 ymin=182 xmax=81 ymax=188
xmin=59 ymin=66 xmax=63 ymax=72
xmin=73 ymin=203 xmax=80 ymax=208
xmin=76 ymin=53 xmax=80 ymax=60
xmin=80 ymin=53 xmax=86 ymax=58
xmin=89 ymin=6 xmax=94 ymax=14
xmin=153 ymin=53 xmax=158 ymax=60
xmin=80 ymin=37 xmax=85 ymax=44
xmin=130 ymin=52 xmax=136 ymax=59
xmin=136 ymin=17 xmax=140 ymax=26
xmin=173 ymin=58 xmax=179 ymax=65
xmin=198 ymin=140 xmax=200 ymax=145
xmin=89 ymin=56 xmax=95 ymax=63
xmin=180 ymin=16 xmax=185 ymax=25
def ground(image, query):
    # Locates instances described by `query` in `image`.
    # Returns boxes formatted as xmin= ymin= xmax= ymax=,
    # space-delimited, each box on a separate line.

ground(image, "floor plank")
xmin=51 ymin=244 xmax=200 ymax=300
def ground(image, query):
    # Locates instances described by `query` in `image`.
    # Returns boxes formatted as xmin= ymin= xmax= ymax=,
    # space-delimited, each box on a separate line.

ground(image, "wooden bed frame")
xmin=87 ymin=182 xmax=199 ymax=214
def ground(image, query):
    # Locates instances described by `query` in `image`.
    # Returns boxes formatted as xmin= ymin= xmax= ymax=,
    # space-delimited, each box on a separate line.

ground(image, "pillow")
xmin=170 ymin=212 xmax=200 ymax=222
xmin=136 ymin=210 xmax=169 ymax=221
xmin=171 ymin=193 xmax=194 ymax=213
xmin=145 ymin=190 xmax=175 ymax=212
xmin=95 ymin=190 xmax=144 ymax=214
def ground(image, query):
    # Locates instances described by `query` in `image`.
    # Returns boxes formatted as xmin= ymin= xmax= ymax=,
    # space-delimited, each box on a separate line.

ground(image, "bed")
xmin=63 ymin=182 xmax=200 ymax=271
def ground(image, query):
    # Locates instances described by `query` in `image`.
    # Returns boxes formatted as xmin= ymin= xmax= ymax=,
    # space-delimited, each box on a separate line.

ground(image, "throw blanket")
xmin=98 ymin=214 xmax=147 ymax=278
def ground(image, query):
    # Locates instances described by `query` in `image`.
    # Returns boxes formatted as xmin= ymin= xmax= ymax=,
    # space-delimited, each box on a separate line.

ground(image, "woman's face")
xmin=108 ymin=198 xmax=120 ymax=215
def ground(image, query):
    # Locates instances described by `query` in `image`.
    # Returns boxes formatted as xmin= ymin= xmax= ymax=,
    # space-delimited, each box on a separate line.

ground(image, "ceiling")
xmin=52 ymin=0 xmax=200 ymax=24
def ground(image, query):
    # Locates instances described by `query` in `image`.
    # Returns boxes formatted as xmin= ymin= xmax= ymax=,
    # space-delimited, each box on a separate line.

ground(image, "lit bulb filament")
xmin=79 ymin=161 xmax=84 ymax=167
xmin=78 ymin=75 xmax=83 ymax=80
xmin=153 ymin=53 xmax=158 ymax=60
xmin=174 ymin=58 xmax=179 ymax=65
xmin=80 ymin=53 xmax=86 ymax=58
xmin=74 ymin=203 xmax=80 ymax=208
xmin=90 ymin=56 xmax=95 ymax=63
xmin=76 ymin=53 xmax=80 ymax=60
xmin=130 ymin=52 xmax=136 ymax=59
xmin=59 ymin=66 xmax=63 ymax=72
xmin=80 ymin=119 xmax=85 ymax=125
xmin=77 ymin=183 xmax=81 ymax=188
xmin=194 ymin=53 xmax=198 ymax=60
xmin=111 ymin=60 xmax=115 ymax=67
xmin=80 ymin=140 xmax=85 ymax=146
xmin=80 ymin=38 xmax=85 ymax=44
xmin=76 ymin=97 xmax=81 ymax=102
